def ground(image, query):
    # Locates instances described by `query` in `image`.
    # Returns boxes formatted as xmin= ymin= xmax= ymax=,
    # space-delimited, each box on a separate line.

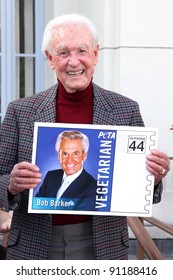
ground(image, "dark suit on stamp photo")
xmin=0 ymin=82 xmax=163 ymax=260
xmin=36 ymin=168 xmax=98 ymax=210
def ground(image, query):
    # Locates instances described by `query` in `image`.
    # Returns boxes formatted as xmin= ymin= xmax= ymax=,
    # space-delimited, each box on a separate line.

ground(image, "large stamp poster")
xmin=28 ymin=122 xmax=158 ymax=217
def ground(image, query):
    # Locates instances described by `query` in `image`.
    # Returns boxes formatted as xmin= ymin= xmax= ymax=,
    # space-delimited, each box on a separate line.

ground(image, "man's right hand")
xmin=0 ymin=211 xmax=12 ymax=233
xmin=8 ymin=162 xmax=42 ymax=195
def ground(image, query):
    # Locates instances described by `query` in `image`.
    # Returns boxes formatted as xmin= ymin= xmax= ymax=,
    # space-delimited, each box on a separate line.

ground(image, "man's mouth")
xmin=67 ymin=70 xmax=84 ymax=75
xmin=67 ymin=164 xmax=75 ymax=168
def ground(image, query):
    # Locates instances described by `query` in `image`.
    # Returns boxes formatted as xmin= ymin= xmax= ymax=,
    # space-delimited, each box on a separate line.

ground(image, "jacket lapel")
xmin=93 ymin=83 xmax=117 ymax=125
xmin=29 ymin=82 xmax=117 ymax=130
xmin=29 ymin=84 xmax=57 ymax=130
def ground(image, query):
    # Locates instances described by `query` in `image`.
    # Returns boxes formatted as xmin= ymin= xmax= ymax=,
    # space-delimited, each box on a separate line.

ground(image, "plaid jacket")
xmin=0 ymin=83 xmax=162 ymax=259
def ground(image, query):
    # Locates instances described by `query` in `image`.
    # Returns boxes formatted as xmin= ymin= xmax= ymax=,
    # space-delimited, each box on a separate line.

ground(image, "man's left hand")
xmin=146 ymin=149 xmax=170 ymax=185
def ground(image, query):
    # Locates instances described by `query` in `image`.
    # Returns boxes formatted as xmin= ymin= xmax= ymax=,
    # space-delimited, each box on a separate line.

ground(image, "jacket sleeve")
xmin=0 ymin=102 xmax=20 ymax=211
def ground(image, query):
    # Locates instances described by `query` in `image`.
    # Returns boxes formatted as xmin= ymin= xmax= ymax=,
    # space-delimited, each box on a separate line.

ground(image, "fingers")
xmin=0 ymin=212 xmax=12 ymax=233
xmin=146 ymin=149 xmax=170 ymax=185
xmin=0 ymin=219 xmax=11 ymax=233
xmin=170 ymin=125 xmax=173 ymax=130
xmin=8 ymin=162 xmax=42 ymax=195
xmin=12 ymin=161 xmax=40 ymax=173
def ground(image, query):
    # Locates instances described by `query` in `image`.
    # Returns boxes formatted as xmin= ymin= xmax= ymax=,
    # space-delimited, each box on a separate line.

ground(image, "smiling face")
xmin=45 ymin=24 xmax=99 ymax=93
xmin=58 ymin=139 xmax=87 ymax=176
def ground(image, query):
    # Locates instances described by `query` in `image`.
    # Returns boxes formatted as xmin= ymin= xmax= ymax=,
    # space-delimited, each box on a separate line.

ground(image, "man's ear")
xmin=58 ymin=154 xmax=60 ymax=161
xmin=82 ymin=152 xmax=88 ymax=162
xmin=94 ymin=44 xmax=99 ymax=66
xmin=45 ymin=50 xmax=55 ymax=70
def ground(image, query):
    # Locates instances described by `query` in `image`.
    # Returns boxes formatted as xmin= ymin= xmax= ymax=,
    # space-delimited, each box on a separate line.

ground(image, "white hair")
xmin=55 ymin=130 xmax=89 ymax=154
xmin=41 ymin=13 xmax=99 ymax=55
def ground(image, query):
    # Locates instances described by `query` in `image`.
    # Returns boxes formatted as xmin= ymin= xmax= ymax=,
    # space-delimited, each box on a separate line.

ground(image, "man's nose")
xmin=68 ymin=54 xmax=80 ymax=67
xmin=67 ymin=155 xmax=73 ymax=162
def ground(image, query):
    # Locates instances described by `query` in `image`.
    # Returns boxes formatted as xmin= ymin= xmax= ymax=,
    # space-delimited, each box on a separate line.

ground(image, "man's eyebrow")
xmin=80 ymin=44 xmax=88 ymax=48
xmin=56 ymin=44 xmax=89 ymax=51
xmin=56 ymin=45 xmax=67 ymax=51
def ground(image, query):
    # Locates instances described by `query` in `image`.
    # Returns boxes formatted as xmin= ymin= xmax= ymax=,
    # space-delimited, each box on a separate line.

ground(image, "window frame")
xmin=0 ymin=0 xmax=45 ymax=122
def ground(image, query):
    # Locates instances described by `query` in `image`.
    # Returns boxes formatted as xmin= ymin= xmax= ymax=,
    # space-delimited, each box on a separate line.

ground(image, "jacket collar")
xmin=31 ymin=82 xmax=114 ymax=125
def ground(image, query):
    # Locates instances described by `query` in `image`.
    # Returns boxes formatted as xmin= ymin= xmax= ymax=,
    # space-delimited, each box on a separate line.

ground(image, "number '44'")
xmin=129 ymin=140 xmax=145 ymax=152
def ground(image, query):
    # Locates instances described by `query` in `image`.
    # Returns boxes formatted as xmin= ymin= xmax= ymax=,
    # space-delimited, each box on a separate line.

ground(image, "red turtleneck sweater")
xmin=52 ymin=80 xmax=93 ymax=225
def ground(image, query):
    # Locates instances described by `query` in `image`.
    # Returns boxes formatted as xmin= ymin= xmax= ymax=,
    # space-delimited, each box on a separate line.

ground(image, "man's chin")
xmin=65 ymin=81 xmax=88 ymax=93
xmin=66 ymin=170 xmax=78 ymax=176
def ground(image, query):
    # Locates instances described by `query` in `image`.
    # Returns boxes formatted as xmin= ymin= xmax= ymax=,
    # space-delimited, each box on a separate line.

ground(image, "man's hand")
xmin=0 ymin=211 xmax=12 ymax=233
xmin=146 ymin=149 xmax=170 ymax=185
xmin=8 ymin=161 xmax=42 ymax=195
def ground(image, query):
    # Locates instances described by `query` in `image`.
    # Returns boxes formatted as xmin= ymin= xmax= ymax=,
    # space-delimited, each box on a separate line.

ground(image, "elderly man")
xmin=0 ymin=13 xmax=170 ymax=260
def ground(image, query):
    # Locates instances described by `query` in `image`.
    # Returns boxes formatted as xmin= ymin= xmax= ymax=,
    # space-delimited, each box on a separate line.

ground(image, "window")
xmin=15 ymin=0 xmax=35 ymax=99
xmin=0 ymin=0 xmax=45 ymax=123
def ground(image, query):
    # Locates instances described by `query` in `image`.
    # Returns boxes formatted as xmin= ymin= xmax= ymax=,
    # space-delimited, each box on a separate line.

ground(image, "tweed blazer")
xmin=0 ymin=83 xmax=162 ymax=260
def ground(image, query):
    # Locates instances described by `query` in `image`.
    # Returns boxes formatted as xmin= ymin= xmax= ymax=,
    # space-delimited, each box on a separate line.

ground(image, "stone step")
xmin=129 ymin=238 xmax=173 ymax=260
